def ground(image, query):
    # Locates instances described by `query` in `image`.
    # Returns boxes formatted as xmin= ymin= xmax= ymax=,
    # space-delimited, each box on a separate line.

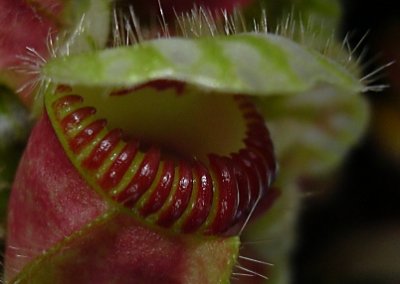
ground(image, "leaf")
xmin=42 ymin=33 xmax=362 ymax=95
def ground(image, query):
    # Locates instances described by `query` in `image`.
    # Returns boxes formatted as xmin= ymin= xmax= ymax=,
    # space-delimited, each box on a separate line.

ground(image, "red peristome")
xmin=232 ymin=151 xmax=262 ymax=209
xmin=244 ymin=148 xmax=269 ymax=189
xmin=207 ymin=155 xmax=240 ymax=234
xmin=181 ymin=161 xmax=213 ymax=233
xmin=69 ymin=119 xmax=107 ymax=153
xmin=114 ymin=147 xmax=161 ymax=206
xmin=139 ymin=160 xmax=175 ymax=216
xmin=99 ymin=141 xmax=139 ymax=190
xmin=52 ymin=95 xmax=84 ymax=118
xmin=245 ymin=125 xmax=276 ymax=181
xmin=157 ymin=161 xmax=194 ymax=227
xmin=83 ymin=128 xmax=123 ymax=170
xmin=5 ymin=113 xmax=238 ymax=283
xmin=48 ymin=87 xmax=276 ymax=235
xmin=61 ymin=107 xmax=96 ymax=131
xmin=231 ymin=158 xmax=252 ymax=222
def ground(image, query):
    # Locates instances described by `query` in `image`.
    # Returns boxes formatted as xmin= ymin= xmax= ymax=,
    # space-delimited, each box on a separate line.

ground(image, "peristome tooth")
xmin=181 ymin=161 xmax=213 ymax=233
xmin=99 ymin=141 xmax=139 ymax=190
xmin=83 ymin=128 xmax=123 ymax=170
xmin=156 ymin=161 xmax=194 ymax=228
xmin=206 ymin=155 xmax=239 ymax=234
xmin=139 ymin=160 xmax=175 ymax=217
xmin=69 ymin=119 xmax=107 ymax=154
xmin=114 ymin=147 xmax=161 ymax=208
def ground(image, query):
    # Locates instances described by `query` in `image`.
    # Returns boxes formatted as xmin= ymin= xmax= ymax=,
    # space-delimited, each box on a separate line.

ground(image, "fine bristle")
xmin=152 ymin=6 xmax=392 ymax=96
xmin=111 ymin=5 xmax=367 ymax=80
xmin=15 ymin=4 xmax=377 ymax=112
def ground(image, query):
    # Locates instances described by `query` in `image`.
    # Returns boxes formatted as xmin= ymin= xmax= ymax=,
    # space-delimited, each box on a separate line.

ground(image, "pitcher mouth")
xmin=46 ymin=78 xmax=276 ymax=236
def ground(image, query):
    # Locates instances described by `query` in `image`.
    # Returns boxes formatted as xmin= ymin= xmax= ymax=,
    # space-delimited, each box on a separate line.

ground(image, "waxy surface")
xmin=5 ymin=112 xmax=239 ymax=283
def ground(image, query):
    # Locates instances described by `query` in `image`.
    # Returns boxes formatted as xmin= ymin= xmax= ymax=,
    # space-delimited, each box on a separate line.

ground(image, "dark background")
xmin=293 ymin=0 xmax=400 ymax=283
